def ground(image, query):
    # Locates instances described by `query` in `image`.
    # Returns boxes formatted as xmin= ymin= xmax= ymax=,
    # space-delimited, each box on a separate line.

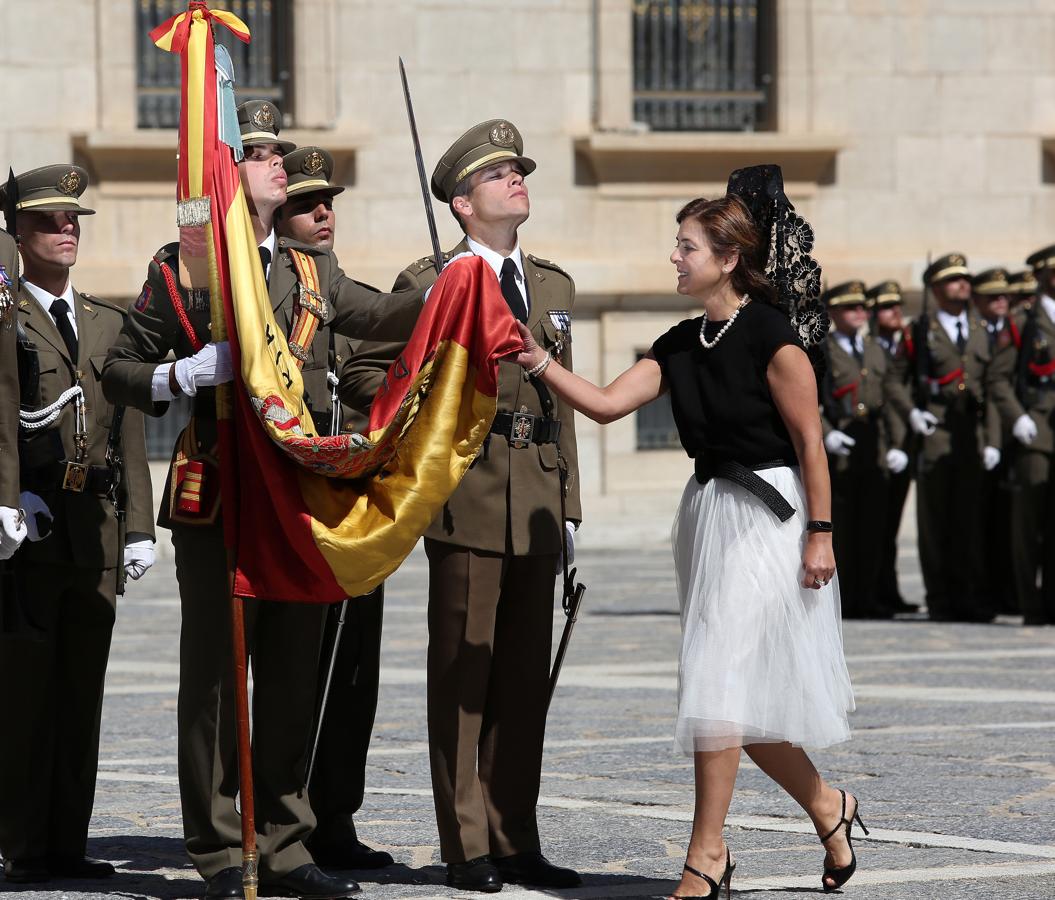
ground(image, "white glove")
xmin=0 ymin=507 xmax=27 ymax=560
xmin=909 ymin=408 xmax=939 ymax=436
xmin=982 ymin=446 xmax=1001 ymax=471
xmin=556 ymin=521 xmax=577 ymax=575
xmin=824 ymin=430 xmax=857 ymax=457
xmin=123 ymin=537 xmax=156 ymax=581
xmin=885 ymin=448 xmax=909 ymax=474
xmin=20 ymin=492 xmax=53 ymax=542
xmin=173 ymin=341 xmax=233 ymax=396
xmin=1013 ymin=414 xmax=1038 ymax=446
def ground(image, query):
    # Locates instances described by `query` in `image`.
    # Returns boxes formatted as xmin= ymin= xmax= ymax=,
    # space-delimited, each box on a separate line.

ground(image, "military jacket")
xmin=987 ymin=303 xmax=1055 ymax=454
xmin=102 ymin=237 xmax=423 ymax=527
xmin=888 ymin=313 xmax=993 ymax=462
xmin=820 ymin=333 xmax=899 ymax=469
xmin=0 ymin=229 xmax=18 ymax=508
xmin=16 ymin=286 xmax=154 ymax=569
xmin=340 ymin=238 xmax=581 ymax=556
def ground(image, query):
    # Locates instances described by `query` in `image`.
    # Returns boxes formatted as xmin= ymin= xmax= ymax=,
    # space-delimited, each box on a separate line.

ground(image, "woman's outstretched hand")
xmin=801 ymin=533 xmax=836 ymax=590
xmin=512 ymin=321 xmax=546 ymax=369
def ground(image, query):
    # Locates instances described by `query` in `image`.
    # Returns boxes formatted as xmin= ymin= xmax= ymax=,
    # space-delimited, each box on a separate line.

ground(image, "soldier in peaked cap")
xmin=865 ymin=281 xmax=916 ymax=613
xmin=0 ymin=165 xmax=155 ymax=883
xmin=890 ymin=253 xmax=997 ymax=621
xmin=274 ymin=147 xmax=393 ymax=870
xmin=103 ymin=101 xmax=423 ymax=898
xmin=342 ymin=118 xmax=581 ymax=893
xmin=972 ymin=268 xmax=1013 ymax=349
xmin=818 ymin=282 xmax=899 ymax=618
xmin=1007 ymin=269 xmax=1038 ymax=311
xmin=971 ymin=268 xmax=1018 ymax=614
xmin=986 ymin=244 xmax=1055 ymax=625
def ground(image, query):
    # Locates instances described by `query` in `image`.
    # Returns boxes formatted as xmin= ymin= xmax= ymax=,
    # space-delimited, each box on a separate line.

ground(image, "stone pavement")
xmin=4 ymin=492 xmax=1055 ymax=900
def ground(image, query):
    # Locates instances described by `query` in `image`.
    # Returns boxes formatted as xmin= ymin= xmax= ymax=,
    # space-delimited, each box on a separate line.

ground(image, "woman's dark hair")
xmin=675 ymin=195 xmax=777 ymax=305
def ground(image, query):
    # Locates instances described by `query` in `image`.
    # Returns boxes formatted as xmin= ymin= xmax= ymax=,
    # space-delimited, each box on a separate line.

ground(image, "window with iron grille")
xmin=635 ymin=353 xmax=681 ymax=450
xmin=632 ymin=0 xmax=775 ymax=132
xmin=136 ymin=0 xmax=294 ymax=129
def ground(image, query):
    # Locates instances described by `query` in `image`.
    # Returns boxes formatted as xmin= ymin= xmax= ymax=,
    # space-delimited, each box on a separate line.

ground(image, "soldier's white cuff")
xmin=151 ymin=363 xmax=177 ymax=401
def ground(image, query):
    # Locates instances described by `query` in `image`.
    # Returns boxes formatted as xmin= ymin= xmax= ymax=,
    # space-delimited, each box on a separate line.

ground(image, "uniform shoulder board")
xmin=527 ymin=254 xmax=570 ymax=278
xmin=412 ymin=255 xmax=440 ymax=273
xmin=153 ymin=241 xmax=180 ymax=266
xmin=525 ymin=253 xmax=565 ymax=270
xmin=81 ymin=293 xmax=128 ymax=317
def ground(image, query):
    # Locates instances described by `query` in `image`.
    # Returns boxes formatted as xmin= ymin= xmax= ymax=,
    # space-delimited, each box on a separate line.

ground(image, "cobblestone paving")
xmin=5 ymin=522 xmax=1054 ymax=900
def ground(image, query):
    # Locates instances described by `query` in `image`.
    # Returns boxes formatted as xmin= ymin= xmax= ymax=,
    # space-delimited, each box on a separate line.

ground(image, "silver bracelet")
xmin=527 ymin=352 xmax=552 ymax=378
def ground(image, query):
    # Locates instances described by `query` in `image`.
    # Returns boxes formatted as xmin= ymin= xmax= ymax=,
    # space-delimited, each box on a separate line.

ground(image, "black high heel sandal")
xmin=819 ymin=789 xmax=870 ymax=892
xmin=672 ymin=847 xmax=735 ymax=899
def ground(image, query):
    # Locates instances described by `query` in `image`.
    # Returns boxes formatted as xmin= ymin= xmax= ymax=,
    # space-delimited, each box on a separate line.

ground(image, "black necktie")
xmin=50 ymin=297 xmax=78 ymax=360
xmin=955 ymin=320 xmax=966 ymax=354
xmin=259 ymin=246 xmax=272 ymax=287
xmin=500 ymin=258 xmax=526 ymax=323
xmin=851 ymin=338 xmax=864 ymax=365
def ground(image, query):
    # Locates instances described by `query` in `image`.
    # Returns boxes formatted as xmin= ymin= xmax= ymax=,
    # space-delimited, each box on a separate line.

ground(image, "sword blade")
xmin=548 ymin=582 xmax=585 ymax=705
xmin=399 ymin=58 xmax=444 ymax=272
xmin=306 ymin=597 xmax=349 ymax=787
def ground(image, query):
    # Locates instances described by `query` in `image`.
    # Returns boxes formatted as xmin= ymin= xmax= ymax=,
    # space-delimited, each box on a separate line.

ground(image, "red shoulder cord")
xmin=158 ymin=259 xmax=205 ymax=354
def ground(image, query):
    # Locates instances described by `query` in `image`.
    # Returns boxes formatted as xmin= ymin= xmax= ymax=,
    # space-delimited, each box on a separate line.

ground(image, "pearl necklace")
xmin=698 ymin=295 xmax=749 ymax=349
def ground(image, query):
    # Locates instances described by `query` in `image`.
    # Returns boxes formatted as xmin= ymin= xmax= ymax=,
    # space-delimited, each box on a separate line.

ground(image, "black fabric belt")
xmin=694 ymin=457 xmax=796 ymax=522
xmin=490 ymin=411 xmax=561 ymax=446
xmin=25 ymin=460 xmax=116 ymax=495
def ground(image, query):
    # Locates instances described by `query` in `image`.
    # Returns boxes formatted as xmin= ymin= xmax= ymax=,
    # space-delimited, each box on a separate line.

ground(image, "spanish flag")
xmin=154 ymin=3 xmax=519 ymax=602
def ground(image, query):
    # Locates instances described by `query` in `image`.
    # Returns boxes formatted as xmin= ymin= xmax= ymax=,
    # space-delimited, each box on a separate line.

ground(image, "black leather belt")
xmin=694 ymin=457 xmax=796 ymax=522
xmin=26 ymin=460 xmax=116 ymax=495
xmin=491 ymin=411 xmax=561 ymax=449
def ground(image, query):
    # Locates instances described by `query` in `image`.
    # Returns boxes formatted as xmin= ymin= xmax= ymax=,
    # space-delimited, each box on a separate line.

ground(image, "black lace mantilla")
xmin=725 ymin=165 xmax=828 ymax=357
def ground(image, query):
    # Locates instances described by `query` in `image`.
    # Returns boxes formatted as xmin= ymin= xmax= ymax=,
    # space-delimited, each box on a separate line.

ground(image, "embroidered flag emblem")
xmin=134 ymin=282 xmax=153 ymax=312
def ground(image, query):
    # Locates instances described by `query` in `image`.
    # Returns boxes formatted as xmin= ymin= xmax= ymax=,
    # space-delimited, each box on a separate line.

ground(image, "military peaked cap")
xmin=821 ymin=280 xmax=867 ymax=308
xmin=431 ymin=119 xmax=536 ymax=204
xmin=923 ymin=253 xmax=969 ymax=285
xmin=237 ymin=100 xmax=295 ymax=154
xmin=865 ymin=280 xmax=902 ymax=307
xmin=283 ymin=147 xmax=344 ymax=199
xmin=1026 ymin=244 xmax=1055 ymax=272
xmin=971 ymin=267 xmax=1010 ymax=296
xmin=0 ymin=164 xmax=96 ymax=216
xmin=1007 ymin=269 xmax=1039 ymax=295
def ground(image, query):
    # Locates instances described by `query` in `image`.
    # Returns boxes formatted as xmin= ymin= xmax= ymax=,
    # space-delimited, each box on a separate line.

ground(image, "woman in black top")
xmin=513 ymin=196 xmax=862 ymax=898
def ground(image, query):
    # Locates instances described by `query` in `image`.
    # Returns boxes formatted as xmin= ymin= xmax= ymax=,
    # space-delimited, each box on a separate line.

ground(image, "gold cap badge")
xmin=58 ymin=170 xmax=81 ymax=196
xmin=302 ymin=151 xmax=325 ymax=176
xmin=252 ymin=103 xmax=276 ymax=131
xmin=490 ymin=122 xmax=516 ymax=149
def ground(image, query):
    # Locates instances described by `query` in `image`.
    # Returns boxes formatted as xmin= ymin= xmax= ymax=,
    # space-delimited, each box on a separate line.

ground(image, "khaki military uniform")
xmin=890 ymin=314 xmax=994 ymax=620
xmin=0 ymin=284 xmax=153 ymax=866
xmin=821 ymin=333 xmax=898 ymax=617
xmin=101 ymin=238 xmax=421 ymax=879
xmin=987 ymin=302 xmax=1055 ymax=624
xmin=0 ymin=229 xmax=18 ymax=508
xmin=342 ymin=238 xmax=581 ymax=862
xmin=874 ymin=328 xmax=916 ymax=610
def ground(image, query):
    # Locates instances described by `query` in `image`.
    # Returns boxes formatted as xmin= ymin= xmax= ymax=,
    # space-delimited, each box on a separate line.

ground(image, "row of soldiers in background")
xmin=820 ymin=251 xmax=1055 ymax=627
xmin=1 ymin=100 xmax=580 ymax=898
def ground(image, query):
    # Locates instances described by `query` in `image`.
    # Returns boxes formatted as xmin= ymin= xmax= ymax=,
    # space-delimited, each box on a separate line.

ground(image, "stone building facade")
xmin=4 ymin=0 xmax=1054 ymax=505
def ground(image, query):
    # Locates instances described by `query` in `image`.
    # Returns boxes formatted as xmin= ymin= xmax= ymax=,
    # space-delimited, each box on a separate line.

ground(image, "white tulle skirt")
xmin=672 ymin=467 xmax=855 ymax=754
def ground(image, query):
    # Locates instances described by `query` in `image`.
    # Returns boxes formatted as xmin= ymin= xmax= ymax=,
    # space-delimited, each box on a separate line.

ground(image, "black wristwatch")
xmin=806 ymin=520 xmax=833 ymax=533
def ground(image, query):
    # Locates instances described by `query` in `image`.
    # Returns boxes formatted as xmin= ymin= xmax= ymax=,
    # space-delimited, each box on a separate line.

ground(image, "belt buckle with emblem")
xmin=509 ymin=406 xmax=535 ymax=449
xmin=62 ymin=461 xmax=89 ymax=492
